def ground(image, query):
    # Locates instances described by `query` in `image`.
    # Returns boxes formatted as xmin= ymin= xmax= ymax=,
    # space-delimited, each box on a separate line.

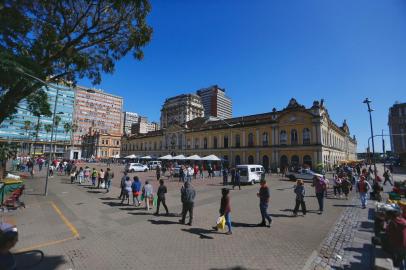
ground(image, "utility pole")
xmin=382 ymin=129 xmax=385 ymax=171
xmin=363 ymin=98 xmax=377 ymax=178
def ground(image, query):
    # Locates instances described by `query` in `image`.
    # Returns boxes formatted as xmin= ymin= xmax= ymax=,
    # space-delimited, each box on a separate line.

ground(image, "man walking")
xmin=233 ymin=169 xmax=241 ymax=190
xmin=222 ymin=167 xmax=228 ymax=186
xmin=383 ymin=170 xmax=393 ymax=186
xmin=313 ymin=176 xmax=327 ymax=214
xmin=257 ymin=179 xmax=272 ymax=227
xmin=119 ymin=172 xmax=128 ymax=199
xmin=105 ymin=168 xmax=114 ymax=193
xmin=155 ymin=179 xmax=169 ymax=215
xmin=179 ymin=181 xmax=196 ymax=226
xmin=356 ymin=174 xmax=372 ymax=209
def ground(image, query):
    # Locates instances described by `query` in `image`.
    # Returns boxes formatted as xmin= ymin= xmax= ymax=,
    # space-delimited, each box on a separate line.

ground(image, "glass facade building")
xmin=0 ymin=84 xmax=75 ymax=144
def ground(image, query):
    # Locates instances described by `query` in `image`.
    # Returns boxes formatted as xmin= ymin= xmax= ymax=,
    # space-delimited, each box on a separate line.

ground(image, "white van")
xmin=236 ymin=164 xmax=265 ymax=185
xmin=148 ymin=160 xmax=162 ymax=170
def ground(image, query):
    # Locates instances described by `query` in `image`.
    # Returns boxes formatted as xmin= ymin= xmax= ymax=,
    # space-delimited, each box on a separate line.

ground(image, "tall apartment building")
xmin=73 ymin=86 xmax=123 ymax=148
xmin=160 ymin=94 xmax=205 ymax=129
xmin=123 ymin=112 xmax=139 ymax=135
xmin=131 ymin=117 xmax=160 ymax=135
xmin=0 ymin=84 xmax=75 ymax=156
xmin=197 ymin=85 xmax=232 ymax=119
xmin=388 ymin=102 xmax=406 ymax=158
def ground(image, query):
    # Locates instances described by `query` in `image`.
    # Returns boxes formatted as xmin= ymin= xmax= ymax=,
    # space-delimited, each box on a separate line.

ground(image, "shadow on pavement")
xmin=148 ymin=219 xmax=179 ymax=225
xmin=210 ymin=267 xmax=251 ymax=270
xmin=14 ymin=250 xmax=66 ymax=270
xmin=102 ymin=201 xmax=124 ymax=207
xmin=181 ymin=227 xmax=221 ymax=239
xmin=99 ymin=197 xmax=119 ymax=200
xmin=127 ymin=212 xmax=153 ymax=216
xmin=231 ymin=222 xmax=257 ymax=228
xmin=87 ymin=190 xmax=104 ymax=194
xmin=343 ymin=243 xmax=373 ymax=270
xmin=332 ymin=204 xmax=357 ymax=207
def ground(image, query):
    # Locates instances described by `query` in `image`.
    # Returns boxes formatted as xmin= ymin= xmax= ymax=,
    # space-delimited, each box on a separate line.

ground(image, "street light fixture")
xmin=363 ymin=98 xmax=377 ymax=177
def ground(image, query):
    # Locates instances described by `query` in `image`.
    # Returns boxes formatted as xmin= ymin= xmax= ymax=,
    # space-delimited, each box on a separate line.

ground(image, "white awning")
xmin=201 ymin=154 xmax=221 ymax=161
xmin=185 ymin=154 xmax=201 ymax=160
xmin=172 ymin=154 xmax=186 ymax=160
xmin=158 ymin=155 xmax=173 ymax=160
xmin=124 ymin=154 xmax=137 ymax=159
xmin=140 ymin=155 xmax=152 ymax=159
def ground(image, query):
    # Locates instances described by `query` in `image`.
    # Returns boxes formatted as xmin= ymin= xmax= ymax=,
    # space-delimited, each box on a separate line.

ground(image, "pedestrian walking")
xmin=293 ymin=179 xmax=306 ymax=216
xmin=312 ymin=176 xmax=327 ymax=214
xmin=207 ymin=163 xmax=213 ymax=178
xmin=356 ymin=175 xmax=371 ymax=209
xmin=105 ymin=168 xmax=114 ymax=193
xmin=179 ymin=181 xmax=196 ymax=226
xmin=222 ymin=167 xmax=228 ymax=186
xmin=232 ymin=169 xmax=241 ymax=190
xmin=255 ymin=180 xmax=271 ymax=227
xmin=156 ymin=165 xmax=161 ymax=181
xmin=383 ymin=170 xmax=393 ymax=186
xmin=186 ymin=166 xmax=193 ymax=182
xmin=70 ymin=169 xmax=76 ymax=184
xmin=91 ymin=168 xmax=97 ymax=186
xmin=121 ymin=176 xmax=132 ymax=205
xmin=341 ymin=177 xmax=352 ymax=200
xmin=193 ymin=164 xmax=198 ymax=180
xmin=333 ymin=175 xmax=342 ymax=198
xmin=84 ymin=166 xmax=91 ymax=183
xmin=155 ymin=179 xmax=169 ymax=215
xmin=230 ymin=167 xmax=236 ymax=185
xmin=119 ymin=172 xmax=127 ymax=199
xmin=142 ymin=181 xmax=154 ymax=210
xmin=77 ymin=167 xmax=84 ymax=184
xmin=179 ymin=166 xmax=185 ymax=182
xmin=213 ymin=188 xmax=232 ymax=235
xmin=98 ymin=169 xmax=105 ymax=188
xmin=131 ymin=176 xmax=142 ymax=206
xmin=199 ymin=164 xmax=204 ymax=179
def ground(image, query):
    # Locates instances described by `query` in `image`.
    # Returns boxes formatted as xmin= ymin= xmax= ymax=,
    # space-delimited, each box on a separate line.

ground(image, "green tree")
xmin=22 ymin=120 xmax=32 ymax=154
xmin=44 ymin=124 xmax=52 ymax=139
xmin=0 ymin=0 xmax=152 ymax=124
xmin=0 ymin=142 xmax=18 ymax=179
xmin=63 ymin=122 xmax=72 ymax=142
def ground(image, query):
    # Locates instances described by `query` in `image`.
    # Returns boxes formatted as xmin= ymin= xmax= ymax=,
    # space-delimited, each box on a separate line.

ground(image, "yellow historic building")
xmin=121 ymin=99 xmax=357 ymax=171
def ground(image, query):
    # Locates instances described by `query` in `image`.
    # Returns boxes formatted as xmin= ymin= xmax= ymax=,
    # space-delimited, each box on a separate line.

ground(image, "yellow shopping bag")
xmin=216 ymin=215 xmax=226 ymax=230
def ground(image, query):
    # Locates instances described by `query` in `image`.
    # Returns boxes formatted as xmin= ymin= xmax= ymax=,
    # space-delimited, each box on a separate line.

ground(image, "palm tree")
xmin=44 ymin=124 xmax=52 ymax=139
xmin=33 ymin=121 xmax=42 ymax=156
xmin=63 ymin=122 xmax=72 ymax=145
xmin=0 ymin=142 xmax=18 ymax=180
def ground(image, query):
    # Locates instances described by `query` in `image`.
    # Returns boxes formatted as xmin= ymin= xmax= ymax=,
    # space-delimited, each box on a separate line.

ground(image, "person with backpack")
xmin=356 ymin=175 xmax=372 ymax=209
xmin=179 ymin=181 xmax=196 ymax=226
xmin=293 ymin=179 xmax=306 ymax=216
xmin=312 ymin=176 xmax=327 ymax=214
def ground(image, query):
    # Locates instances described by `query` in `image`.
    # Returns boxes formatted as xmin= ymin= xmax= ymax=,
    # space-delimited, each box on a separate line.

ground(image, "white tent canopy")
xmin=140 ymin=155 xmax=152 ymax=159
xmin=158 ymin=155 xmax=173 ymax=160
xmin=112 ymin=154 xmax=120 ymax=158
xmin=172 ymin=154 xmax=186 ymax=160
xmin=124 ymin=154 xmax=137 ymax=159
xmin=185 ymin=154 xmax=201 ymax=160
xmin=201 ymin=154 xmax=221 ymax=161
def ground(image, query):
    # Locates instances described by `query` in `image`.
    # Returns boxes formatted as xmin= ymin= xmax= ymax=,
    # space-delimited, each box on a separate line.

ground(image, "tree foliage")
xmin=0 ymin=0 xmax=152 ymax=124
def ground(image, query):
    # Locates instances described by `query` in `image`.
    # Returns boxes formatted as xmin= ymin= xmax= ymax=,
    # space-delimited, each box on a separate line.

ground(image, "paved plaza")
xmin=2 ymin=164 xmax=403 ymax=270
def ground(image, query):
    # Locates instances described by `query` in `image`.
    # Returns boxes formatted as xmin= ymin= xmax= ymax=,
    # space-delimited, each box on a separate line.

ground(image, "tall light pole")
xmin=363 ymin=98 xmax=377 ymax=177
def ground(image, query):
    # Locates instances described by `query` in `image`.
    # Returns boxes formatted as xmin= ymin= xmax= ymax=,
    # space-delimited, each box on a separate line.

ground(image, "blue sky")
xmin=78 ymin=1 xmax=406 ymax=152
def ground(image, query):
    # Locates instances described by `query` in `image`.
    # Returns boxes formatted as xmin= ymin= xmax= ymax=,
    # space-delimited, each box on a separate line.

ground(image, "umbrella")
xmin=125 ymin=154 xmax=137 ymax=159
xmin=159 ymin=155 xmax=173 ymax=160
xmin=173 ymin=154 xmax=186 ymax=160
xmin=201 ymin=154 xmax=221 ymax=161
xmin=185 ymin=154 xmax=201 ymax=160
xmin=140 ymin=155 xmax=152 ymax=159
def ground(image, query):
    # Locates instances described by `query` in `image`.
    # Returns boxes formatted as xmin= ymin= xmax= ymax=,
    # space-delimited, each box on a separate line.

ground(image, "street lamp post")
xmin=363 ymin=98 xmax=377 ymax=177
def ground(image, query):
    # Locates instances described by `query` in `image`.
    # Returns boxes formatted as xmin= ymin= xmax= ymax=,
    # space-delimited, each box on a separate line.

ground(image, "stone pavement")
xmin=3 ymin=165 xmax=361 ymax=270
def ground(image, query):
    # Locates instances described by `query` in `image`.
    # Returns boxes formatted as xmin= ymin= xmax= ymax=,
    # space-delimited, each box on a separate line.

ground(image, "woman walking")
xmin=131 ymin=176 xmax=142 ymax=206
xmin=333 ymin=175 xmax=342 ymax=198
xmin=293 ymin=180 xmax=306 ymax=216
xmin=142 ymin=180 xmax=154 ymax=210
xmin=341 ymin=177 xmax=352 ymax=200
xmin=213 ymin=188 xmax=232 ymax=235
xmin=98 ymin=169 xmax=105 ymax=188
xmin=121 ymin=176 xmax=132 ymax=205
xmin=78 ymin=167 xmax=84 ymax=184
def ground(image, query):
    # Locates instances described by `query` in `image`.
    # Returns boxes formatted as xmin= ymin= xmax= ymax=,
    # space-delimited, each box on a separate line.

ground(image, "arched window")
xmin=280 ymin=155 xmax=288 ymax=169
xmin=213 ymin=136 xmax=218 ymax=149
xmin=291 ymin=155 xmax=300 ymax=166
xmin=223 ymin=135 xmax=229 ymax=148
xmin=291 ymin=129 xmax=298 ymax=144
xmin=235 ymin=155 xmax=241 ymax=165
xmin=262 ymin=132 xmax=269 ymax=146
xmin=303 ymin=128 xmax=311 ymax=144
xmin=248 ymin=133 xmax=254 ymax=147
xmin=280 ymin=130 xmax=287 ymax=144
xmin=248 ymin=155 xmax=254 ymax=164
xmin=303 ymin=155 xmax=312 ymax=168
xmin=194 ymin=138 xmax=200 ymax=149
xmin=203 ymin=137 xmax=208 ymax=149
xmin=235 ymin=134 xmax=241 ymax=148
xmin=262 ymin=155 xmax=269 ymax=172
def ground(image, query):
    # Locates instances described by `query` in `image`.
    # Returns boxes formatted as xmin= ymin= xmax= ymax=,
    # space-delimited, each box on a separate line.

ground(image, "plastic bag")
xmin=216 ymin=215 xmax=226 ymax=230
xmin=100 ymin=182 xmax=106 ymax=189
xmin=140 ymin=193 xmax=145 ymax=201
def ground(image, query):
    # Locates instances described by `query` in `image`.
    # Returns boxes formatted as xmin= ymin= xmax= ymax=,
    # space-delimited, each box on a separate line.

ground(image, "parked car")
xmin=236 ymin=164 xmax=265 ymax=185
xmin=148 ymin=161 xmax=162 ymax=170
xmin=125 ymin=163 xmax=149 ymax=173
xmin=286 ymin=168 xmax=323 ymax=181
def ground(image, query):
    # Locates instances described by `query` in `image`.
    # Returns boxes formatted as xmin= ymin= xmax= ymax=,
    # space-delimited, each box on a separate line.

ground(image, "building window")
xmin=235 ymin=155 xmax=241 ymax=165
xmin=303 ymin=155 xmax=312 ymax=168
xmin=303 ymin=128 xmax=311 ymax=145
xmin=262 ymin=132 xmax=269 ymax=146
xmin=291 ymin=155 xmax=300 ymax=167
xmin=291 ymin=129 xmax=298 ymax=144
xmin=235 ymin=134 xmax=240 ymax=148
xmin=223 ymin=136 xmax=228 ymax=148
xmin=248 ymin=133 xmax=254 ymax=147
xmin=194 ymin=138 xmax=199 ymax=149
xmin=154 ymin=142 xmax=157 ymax=150
xmin=280 ymin=130 xmax=287 ymax=144
xmin=248 ymin=155 xmax=254 ymax=164
xmin=187 ymin=139 xmax=191 ymax=149
xmin=213 ymin=136 xmax=218 ymax=149
xmin=101 ymin=140 xmax=104 ymax=145
xmin=204 ymin=137 xmax=208 ymax=149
